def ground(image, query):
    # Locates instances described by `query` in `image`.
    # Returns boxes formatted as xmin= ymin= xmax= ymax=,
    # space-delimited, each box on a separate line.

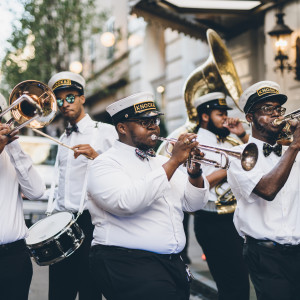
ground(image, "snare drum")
xmin=26 ymin=211 xmax=85 ymax=266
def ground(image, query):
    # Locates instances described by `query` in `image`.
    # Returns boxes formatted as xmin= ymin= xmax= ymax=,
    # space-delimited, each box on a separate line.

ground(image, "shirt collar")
xmin=67 ymin=114 xmax=91 ymax=134
xmin=114 ymin=140 xmax=151 ymax=160
xmin=197 ymin=128 xmax=218 ymax=141
xmin=248 ymin=135 xmax=286 ymax=154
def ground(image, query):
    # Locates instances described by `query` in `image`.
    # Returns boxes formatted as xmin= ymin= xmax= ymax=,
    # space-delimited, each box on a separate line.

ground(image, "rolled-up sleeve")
xmin=88 ymin=158 xmax=171 ymax=216
xmin=182 ymin=175 xmax=209 ymax=212
xmin=6 ymin=140 xmax=45 ymax=199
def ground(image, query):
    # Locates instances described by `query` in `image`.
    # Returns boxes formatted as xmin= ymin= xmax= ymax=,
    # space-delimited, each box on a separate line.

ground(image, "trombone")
xmin=0 ymin=80 xmax=94 ymax=159
xmin=0 ymin=80 xmax=57 ymax=135
xmin=151 ymin=134 xmax=258 ymax=171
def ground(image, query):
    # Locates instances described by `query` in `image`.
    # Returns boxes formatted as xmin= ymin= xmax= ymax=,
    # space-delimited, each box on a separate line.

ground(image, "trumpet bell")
xmin=9 ymin=80 xmax=57 ymax=129
xmin=241 ymin=143 xmax=258 ymax=171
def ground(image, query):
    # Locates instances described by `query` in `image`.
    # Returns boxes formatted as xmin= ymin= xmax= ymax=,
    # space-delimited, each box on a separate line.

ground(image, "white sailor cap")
xmin=194 ymin=92 xmax=232 ymax=111
xmin=240 ymin=81 xmax=287 ymax=113
xmin=106 ymin=92 xmax=163 ymax=124
xmin=48 ymin=71 xmax=86 ymax=94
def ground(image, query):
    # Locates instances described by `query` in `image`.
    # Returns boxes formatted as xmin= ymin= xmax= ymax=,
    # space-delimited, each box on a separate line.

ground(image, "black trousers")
xmin=0 ymin=239 xmax=33 ymax=300
xmin=49 ymin=210 xmax=100 ymax=300
xmin=194 ymin=210 xmax=249 ymax=300
xmin=243 ymin=238 xmax=300 ymax=300
xmin=89 ymin=244 xmax=190 ymax=300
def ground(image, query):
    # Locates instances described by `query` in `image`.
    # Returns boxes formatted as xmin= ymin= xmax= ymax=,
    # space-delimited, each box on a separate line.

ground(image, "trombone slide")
xmin=31 ymin=128 xmax=94 ymax=160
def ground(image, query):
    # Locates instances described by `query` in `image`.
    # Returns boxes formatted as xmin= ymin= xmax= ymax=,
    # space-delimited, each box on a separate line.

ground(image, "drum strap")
xmin=46 ymin=121 xmax=98 ymax=216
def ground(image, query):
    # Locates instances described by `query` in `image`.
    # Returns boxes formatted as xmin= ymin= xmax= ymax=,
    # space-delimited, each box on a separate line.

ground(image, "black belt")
xmin=91 ymin=244 xmax=181 ymax=261
xmin=245 ymin=235 xmax=300 ymax=254
xmin=0 ymin=239 xmax=27 ymax=256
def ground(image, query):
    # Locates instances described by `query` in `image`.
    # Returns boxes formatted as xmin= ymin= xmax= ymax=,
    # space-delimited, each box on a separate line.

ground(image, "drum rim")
xmin=32 ymin=236 xmax=84 ymax=266
xmin=26 ymin=211 xmax=75 ymax=246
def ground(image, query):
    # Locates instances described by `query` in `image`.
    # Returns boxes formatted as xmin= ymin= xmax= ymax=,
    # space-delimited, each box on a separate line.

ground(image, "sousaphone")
xmin=157 ymin=29 xmax=243 ymax=155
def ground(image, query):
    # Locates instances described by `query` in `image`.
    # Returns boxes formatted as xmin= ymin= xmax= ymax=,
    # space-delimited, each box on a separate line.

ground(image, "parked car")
xmin=18 ymin=135 xmax=58 ymax=227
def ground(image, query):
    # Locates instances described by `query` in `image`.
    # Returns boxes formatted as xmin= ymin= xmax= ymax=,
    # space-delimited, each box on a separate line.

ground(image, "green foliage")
xmin=1 ymin=0 xmax=106 ymax=98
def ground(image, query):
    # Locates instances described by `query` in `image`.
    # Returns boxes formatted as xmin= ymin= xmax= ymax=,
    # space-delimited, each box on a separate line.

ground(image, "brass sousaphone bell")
xmin=0 ymin=80 xmax=57 ymax=134
xmin=157 ymin=29 xmax=244 ymax=155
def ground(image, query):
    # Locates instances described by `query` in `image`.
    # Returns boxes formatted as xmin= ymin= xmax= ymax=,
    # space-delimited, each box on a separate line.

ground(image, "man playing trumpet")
xmin=190 ymin=92 xmax=250 ymax=300
xmin=228 ymin=81 xmax=300 ymax=300
xmin=87 ymin=92 xmax=209 ymax=300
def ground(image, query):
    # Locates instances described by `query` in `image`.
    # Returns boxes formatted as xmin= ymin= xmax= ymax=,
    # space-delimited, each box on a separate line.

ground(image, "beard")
xmin=207 ymin=118 xmax=230 ymax=138
xmin=252 ymin=117 xmax=280 ymax=140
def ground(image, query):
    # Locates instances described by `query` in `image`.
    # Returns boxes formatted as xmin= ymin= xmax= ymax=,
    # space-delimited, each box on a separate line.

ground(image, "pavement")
xmin=28 ymin=215 xmax=256 ymax=300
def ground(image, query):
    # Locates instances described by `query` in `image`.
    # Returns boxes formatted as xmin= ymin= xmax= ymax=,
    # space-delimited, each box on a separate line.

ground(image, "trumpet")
xmin=273 ymin=108 xmax=300 ymax=126
xmin=272 ymin=109 xmax=300 ymax=145
xmin=151 ymin=134 xmax=258 ymax=171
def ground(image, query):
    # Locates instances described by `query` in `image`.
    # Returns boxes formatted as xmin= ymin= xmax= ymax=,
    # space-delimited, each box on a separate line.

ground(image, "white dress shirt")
xmin=0 ymin=141 xmax=45 ymax=244
xmin=197 ymin=128 xmax=233 ymax=203
xmin=227 ymin=136 xmax=300 ymax=245
xmin=51 ymin=114 xmax=117 ymax=212
xmin=87 ymin=140 xmax=209 ymax=254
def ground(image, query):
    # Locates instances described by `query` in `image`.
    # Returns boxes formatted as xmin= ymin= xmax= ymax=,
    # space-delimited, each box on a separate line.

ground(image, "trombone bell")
xmin=0 ymin=80 xmax=57 ymax=133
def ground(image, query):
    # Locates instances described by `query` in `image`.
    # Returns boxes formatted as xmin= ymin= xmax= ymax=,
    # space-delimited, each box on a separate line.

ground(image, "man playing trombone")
xmin=191 ymin=92 xmax=250 ymax=300
xmin=87 ymin=92 xmax=209 ymax=300
xmin=0 ymin=120 xmax=45 ymax=300
xmin=227 ymin=81 xmax=300 ymax=300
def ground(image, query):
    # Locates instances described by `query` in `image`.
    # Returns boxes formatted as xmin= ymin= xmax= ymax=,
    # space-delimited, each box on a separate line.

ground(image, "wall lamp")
xmin=268 ymin=11 xmax=300 ymax=80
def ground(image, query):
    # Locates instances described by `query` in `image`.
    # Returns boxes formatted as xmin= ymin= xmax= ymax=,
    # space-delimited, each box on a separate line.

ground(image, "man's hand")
xmin=72 ymin=144 xmax=99 ymax=160
xmin=223 ymin=117 xmax=249 ymax=142
xmin=223 ymin=117 xmax=245 ymax=135
xmin=0 ymin=124 xmax=18 ymax=154
xmin=186 ymin=147 xmax=204 ymax=176
xmin=170 ymin=133 xmax=199 ymax=166
xmin=290 ymin=122 xmax=300 ymax=151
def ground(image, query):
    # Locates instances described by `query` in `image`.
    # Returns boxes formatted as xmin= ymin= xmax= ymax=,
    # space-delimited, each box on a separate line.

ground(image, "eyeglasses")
xmin=56 ymin=94 xmax=80 ymax=107
xmin=126 ymin=117 xmax=161 ymax=128
xmin=250 ymin=105 xmax=286 ymax=116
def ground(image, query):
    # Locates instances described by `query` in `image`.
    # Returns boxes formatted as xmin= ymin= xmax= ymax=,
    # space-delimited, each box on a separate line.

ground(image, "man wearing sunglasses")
xmin=227 ymin=81 xmax=300 ymax=300
xmin=46 ymin=71 xmax=117 ymax=300
xmin=87 ymin=92 xmax=210 ymax=300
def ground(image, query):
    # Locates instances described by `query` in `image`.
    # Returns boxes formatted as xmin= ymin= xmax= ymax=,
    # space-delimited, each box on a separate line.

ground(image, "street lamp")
xmin=268 ymin=10 xmax=300 ymax=80
xmin=69 ymin=61 xmax=83 ymax=74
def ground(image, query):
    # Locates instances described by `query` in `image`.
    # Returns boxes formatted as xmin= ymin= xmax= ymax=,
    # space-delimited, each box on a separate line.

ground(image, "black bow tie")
xmin=263 ymin=143 xmax=282 ymax=157
xmin=66 ymin=124 xmax=79 ymax=137
xmin=135 ymin=148 xmax=156 ymax=160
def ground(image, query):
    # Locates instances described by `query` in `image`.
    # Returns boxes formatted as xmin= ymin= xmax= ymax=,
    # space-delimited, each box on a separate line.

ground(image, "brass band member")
xmin=192 ymin=92 xmax=250 ymax=300
xmin=227 ymin=81 xmax=300 ymax=300
xmin=0 ymin=122 xmax=45 ymax=300
xmin=87 ymin=92 xmax=209 ymax=300
xmin=46 ymin=71 xmax=117 ymax=300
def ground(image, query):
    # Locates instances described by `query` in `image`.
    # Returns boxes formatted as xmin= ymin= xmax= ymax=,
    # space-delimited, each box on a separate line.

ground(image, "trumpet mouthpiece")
xmin=151 ymin=134 xmax=158 ymax=141
xmin=273 ymin=119 xmax=284 ymax=126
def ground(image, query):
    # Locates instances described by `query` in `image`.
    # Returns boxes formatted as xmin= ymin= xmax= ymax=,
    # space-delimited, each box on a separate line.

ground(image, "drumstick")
xmin=31 ymin=128 xmax=94 ymax=160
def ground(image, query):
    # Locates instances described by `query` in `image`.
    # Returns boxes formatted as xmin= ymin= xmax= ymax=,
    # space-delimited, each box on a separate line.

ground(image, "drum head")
xmin=26 ymin=212 xmax=73 ymax=245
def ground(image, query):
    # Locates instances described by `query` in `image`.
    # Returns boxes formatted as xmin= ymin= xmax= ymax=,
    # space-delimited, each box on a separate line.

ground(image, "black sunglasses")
xmin=56 ymin=94 xmax=80 ymax=107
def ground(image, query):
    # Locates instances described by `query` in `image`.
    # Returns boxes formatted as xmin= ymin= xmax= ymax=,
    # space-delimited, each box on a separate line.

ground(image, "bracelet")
xmin=237 ymin=131 xmax=246 ymax=139
xmin=187 ymin=168 xmax=203 ymax=179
